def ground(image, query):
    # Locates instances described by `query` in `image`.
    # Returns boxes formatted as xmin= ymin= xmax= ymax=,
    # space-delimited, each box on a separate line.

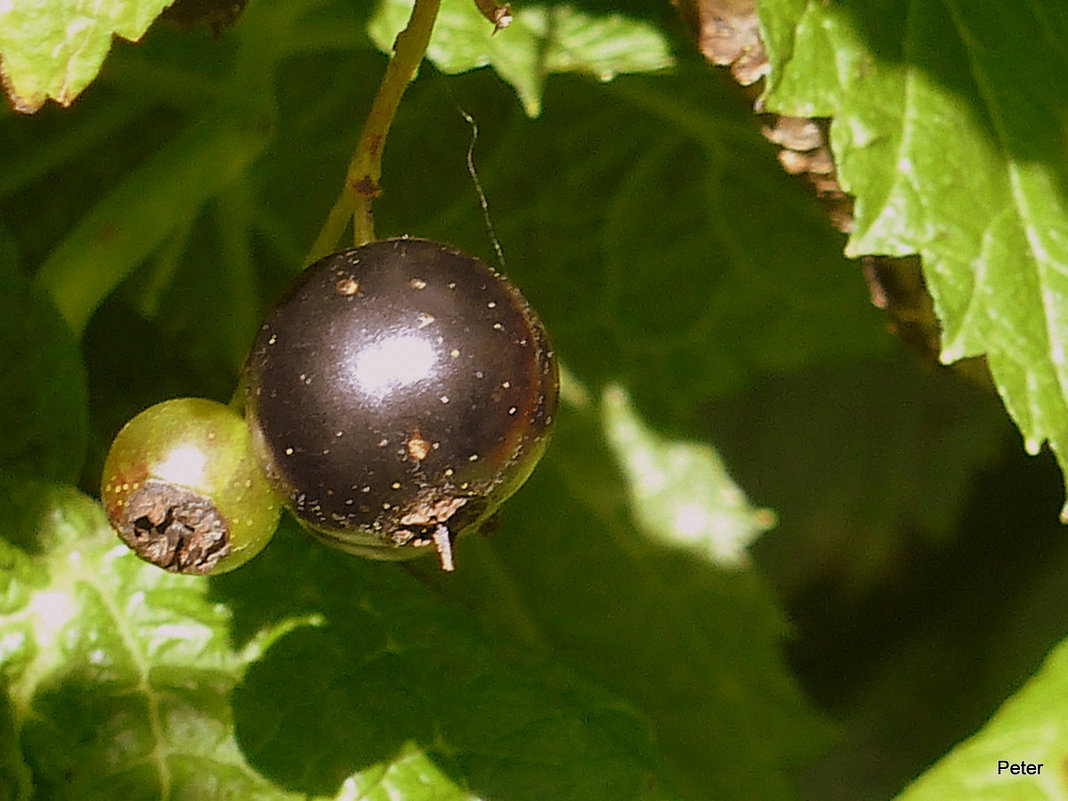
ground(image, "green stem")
xmin=307 ymin=0 xmax=442 ymax=263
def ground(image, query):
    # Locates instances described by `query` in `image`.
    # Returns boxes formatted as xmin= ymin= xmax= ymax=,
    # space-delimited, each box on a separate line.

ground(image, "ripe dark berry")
xmin=243 ymin=237 xmax=558 ymax=570
xmin=101 ymin=398 xmax=282 ymax=575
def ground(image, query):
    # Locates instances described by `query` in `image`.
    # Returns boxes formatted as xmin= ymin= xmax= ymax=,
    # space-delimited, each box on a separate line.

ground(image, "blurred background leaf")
xmin=0 ymin=249 xmax=88 ymax=483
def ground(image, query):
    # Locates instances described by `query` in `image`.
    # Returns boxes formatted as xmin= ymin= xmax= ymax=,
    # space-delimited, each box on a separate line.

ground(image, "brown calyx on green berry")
xmin=101 ymin=397 xmax=282 ymax=575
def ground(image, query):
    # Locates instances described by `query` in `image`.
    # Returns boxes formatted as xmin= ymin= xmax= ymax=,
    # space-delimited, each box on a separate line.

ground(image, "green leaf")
xmin=0 ymin=480 xmax=306 ymax=801
xmin=334 ymin=742 xmax=477 ymax=801
xmin=439 ymin=393 xmax=833 ymax=801
xmin=0 ymin=477 xmax=672 ymax=801
xmin=0 ymin=0 xmax=173 ymax=113
xmin=368 ymin=0 xmax=675 ymax=116
xmin=758 ymin=0 xmax=1068 ymax=517
xmin=0 ymin=254 xmax=88 ymax=483
xmin=601 ymin=383 xmax=777 ymax=567
xmin=892 ymin=636 xmax=1068 ymax=801
xmin=220 ymin=521 xmax=671 ymax=801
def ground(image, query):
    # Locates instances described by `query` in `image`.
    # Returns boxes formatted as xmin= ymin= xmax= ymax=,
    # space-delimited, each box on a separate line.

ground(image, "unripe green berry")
xmin=101 ymin=397 xmax=282 ymax=575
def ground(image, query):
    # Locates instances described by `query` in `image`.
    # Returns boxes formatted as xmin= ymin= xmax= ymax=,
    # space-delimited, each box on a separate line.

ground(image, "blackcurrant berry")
xmin=243 ymin=237 xmax=558 ymax=570
xmin=101 ymin=398 xmax=282 ymax=575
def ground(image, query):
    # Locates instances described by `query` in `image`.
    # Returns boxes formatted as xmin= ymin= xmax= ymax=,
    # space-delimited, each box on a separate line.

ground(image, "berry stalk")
xmin=308 ymin=0 xmax=443 ymax=263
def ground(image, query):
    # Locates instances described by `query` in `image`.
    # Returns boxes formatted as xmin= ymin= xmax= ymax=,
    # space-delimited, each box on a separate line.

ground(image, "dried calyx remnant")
xmin=114 ymin=480 xmax=230 ymax=575
xmin=672 ymin=0 xmax=852 ymax=231
xmin=672 ymin=0 xmax=958 ymax=370
xmin=473 ymin=0 xmax=513 ymax=33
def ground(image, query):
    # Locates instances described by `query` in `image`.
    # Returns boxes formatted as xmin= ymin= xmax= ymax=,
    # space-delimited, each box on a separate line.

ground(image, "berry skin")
xmin=243 ymin=237 xmax=558 ymax=570
xmin=101 ymin=398 xmax=282 ymax=575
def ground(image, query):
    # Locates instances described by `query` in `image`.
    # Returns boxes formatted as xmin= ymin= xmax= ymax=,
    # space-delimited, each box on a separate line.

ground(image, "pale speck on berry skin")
xmin=336 ymin=276 xmax=359 ymax=296
xmin=406 ymin=430 xmax=432 ymax=461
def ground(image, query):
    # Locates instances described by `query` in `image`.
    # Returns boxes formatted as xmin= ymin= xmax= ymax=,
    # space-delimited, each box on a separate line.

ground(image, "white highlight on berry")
xmin=351 ymin=334 xmax=437 ymax=397
xmin=155 ymin=444 xmax=208 ymax=486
